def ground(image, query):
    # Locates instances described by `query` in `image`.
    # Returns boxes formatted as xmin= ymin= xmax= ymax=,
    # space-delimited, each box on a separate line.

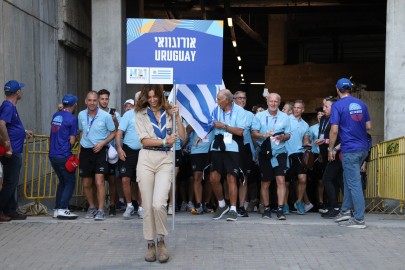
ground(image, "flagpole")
xmin=172 ymin=84 xmax=177 ymax=230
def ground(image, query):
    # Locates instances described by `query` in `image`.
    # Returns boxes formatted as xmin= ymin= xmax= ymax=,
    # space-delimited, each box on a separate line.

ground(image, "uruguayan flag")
xmin=169 ymin=81 xmax=225 ymax=139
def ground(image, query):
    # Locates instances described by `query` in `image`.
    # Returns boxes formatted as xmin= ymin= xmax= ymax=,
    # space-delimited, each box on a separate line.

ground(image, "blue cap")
xmin=336 ymin=78 xmax=352 ymax=92
xmin=4 ymin=80 xmax=25 ymax=93
xmin=62 ymin=94 xmax=78 ymax=106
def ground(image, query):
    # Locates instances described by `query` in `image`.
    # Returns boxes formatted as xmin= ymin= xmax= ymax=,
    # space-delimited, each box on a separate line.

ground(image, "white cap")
xmin=107 ymin=146 xmax=118 ymax=164
xmin=263 ymin=88 xmax=269 ymax=97
xmin=124 ymin=99 xmax=134 ymax=106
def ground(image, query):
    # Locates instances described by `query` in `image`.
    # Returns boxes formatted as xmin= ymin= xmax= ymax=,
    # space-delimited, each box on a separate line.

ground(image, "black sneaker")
xmin=321 ymin=208 xmax=340 ymax=219
xmin=318 ymin=203 xmax=328 ymax=214
xmin=237 ymin=207 xmax=249 ymax=217
xmin=276 ymin=208 xmax=286 ymax=220
xmin=109 ymin=205 xmax=116 ymax=217
xmin=262 ymin=208 xmax=271 ymax=219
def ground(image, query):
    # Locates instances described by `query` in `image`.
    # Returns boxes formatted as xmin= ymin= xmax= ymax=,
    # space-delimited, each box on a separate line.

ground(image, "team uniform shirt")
xmin=210 ymin=103 xmax=247 ymax=152
xmin=252 ymin=109 xmax=291 ymax=153
xmin=330 ymin=96 xmax=371 ymax=153
xmin=174 ymin=119 xmax=187 ymax=151
xmin=286 ymin=115 xmax=309 ymax=155
xmin=78 ymin=108 xmax=115 ymax=148
xmin=308 ymin=123 xmax=320 ymax=154
xmin=243 ymin=109 xmax=255 ymax=159
xmin=118 ymin=109 xmax=141 ymax=150
xmin=49 ymin=110 xmax=78 ymax=158
xmin=0 ymin=100 xmax=26 ymax=153
xmin=190 ymin=129 xmax=214 ymax=154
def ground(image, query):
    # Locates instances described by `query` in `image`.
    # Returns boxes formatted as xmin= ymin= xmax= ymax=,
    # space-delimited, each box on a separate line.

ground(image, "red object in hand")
xmin=0 ymin=145 xmax=6 ymax=156
xmin=65 ymin=155 xmax=79 ymax=173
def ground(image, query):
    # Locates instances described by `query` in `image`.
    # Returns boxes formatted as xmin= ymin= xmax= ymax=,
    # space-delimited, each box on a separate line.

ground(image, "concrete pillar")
xmin=267 ymin=15 xmax=287 ymax=66
xmin=91 ymin=0 xmax=125 ymax=112
xmin=385 ymin=0 xmax=405 ymax=140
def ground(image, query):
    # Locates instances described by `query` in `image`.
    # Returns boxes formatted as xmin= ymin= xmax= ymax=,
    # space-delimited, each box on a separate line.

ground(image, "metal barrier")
xmin=365 ymin=145 xmax=383 ymax=212
xmin=377 ymin=137 xmax=405 ymax=215
xmin=23 ymin=135 xmax=84 ymax=203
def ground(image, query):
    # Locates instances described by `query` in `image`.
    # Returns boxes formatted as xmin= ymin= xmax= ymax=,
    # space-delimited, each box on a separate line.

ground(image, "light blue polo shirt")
xmin=252 ymin=109 xmax=291 ymax=153
xmin=190 ymin=129 xmax=214 ymax=154
xmin=174 ymin=119 xmax=187 ymax=151
xmin=285 ymin=115 xmax=309 ymax=155
xmin=210 ymin=103 xmax=246 ymax=152
xmin=78 ymin=108 xmax=115 ymax=148
xmin=118 ymin=109 xmax=141 ymax=150
xmin=308 ymin=123 xmax=320 ymax=154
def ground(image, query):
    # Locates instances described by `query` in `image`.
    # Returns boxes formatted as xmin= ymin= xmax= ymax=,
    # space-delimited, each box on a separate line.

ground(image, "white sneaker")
xmin=53 ymin=209 xmax=58 ymax=218
xmin=168 ymin=205 xmax=173 ymax=215
xmin=57 ymin=209 xmax=78 ymax=220
xmin=304 ymin=203 xmax=314 ymax=213
xmin=137 ymin=207 xmax=144 ymax=219
xmin=123 ymin=205 xmax=135 ymax=219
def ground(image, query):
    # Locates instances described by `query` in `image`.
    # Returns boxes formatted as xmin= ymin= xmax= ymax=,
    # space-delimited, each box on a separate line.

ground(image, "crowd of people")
xmin=0 ymin=78 xmax=372 ymax=263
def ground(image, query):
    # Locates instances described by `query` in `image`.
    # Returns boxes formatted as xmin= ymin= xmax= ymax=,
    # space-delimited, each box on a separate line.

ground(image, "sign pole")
xmin=172 ymin=84 xmax=177 ymax=230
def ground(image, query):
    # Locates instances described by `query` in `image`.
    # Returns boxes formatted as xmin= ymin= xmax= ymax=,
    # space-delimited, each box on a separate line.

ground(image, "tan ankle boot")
xmin=145 ymin=242 xmax=156 ymax=262
xmin=157 ymin=238 xmax=169 ymax=263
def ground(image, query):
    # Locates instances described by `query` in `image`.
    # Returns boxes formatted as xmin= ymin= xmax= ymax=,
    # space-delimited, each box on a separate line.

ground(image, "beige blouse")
xmin=135 ymin=108 xmax=174 ymax=144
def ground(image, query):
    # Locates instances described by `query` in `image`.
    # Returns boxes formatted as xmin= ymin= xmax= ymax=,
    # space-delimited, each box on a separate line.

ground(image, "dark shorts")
xmin=79 ymin=147 xmax=108 ymax=177
xmin=240 ymin=144 xmax=253 ymax=174
xmin=286 ymin=153 xmax=307 ymax=182
xmin=258 ymin=152 xmax=287 ymax=182
xmin=307 ymin=153 xmax=324 ymax=181
xmin=175 ymin=150 xmax=184 ymax=168
xmin=190 ymin=153 xmax=210 ymax=173
xmin=210 ymin=151 xmax=240 ymax=177
xmin=118 ymin=144 xmax=140 ymax=181
xmin=108 ymin=163 xmax=118 ymax=176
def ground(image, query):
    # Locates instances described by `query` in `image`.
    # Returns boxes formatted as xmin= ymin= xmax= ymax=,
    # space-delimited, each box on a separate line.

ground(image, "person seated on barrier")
xmin=49 ymin=94 xmax=79 ymax=220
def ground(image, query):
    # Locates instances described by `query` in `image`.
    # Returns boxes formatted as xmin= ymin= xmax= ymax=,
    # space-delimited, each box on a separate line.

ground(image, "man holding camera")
xmin=252 ymin=93 xmax=290 ymax=220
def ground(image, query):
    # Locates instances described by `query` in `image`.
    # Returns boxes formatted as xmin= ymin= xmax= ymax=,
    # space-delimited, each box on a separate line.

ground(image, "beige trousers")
xmin=137 ymin=149 xmax=173 ymax=240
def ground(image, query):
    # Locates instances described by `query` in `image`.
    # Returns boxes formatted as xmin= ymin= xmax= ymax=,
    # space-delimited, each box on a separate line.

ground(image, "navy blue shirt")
xmin=0 ymin=100 xmax=26 ymax=153
xmin=49 ymin=110 xmax=78 ymax=158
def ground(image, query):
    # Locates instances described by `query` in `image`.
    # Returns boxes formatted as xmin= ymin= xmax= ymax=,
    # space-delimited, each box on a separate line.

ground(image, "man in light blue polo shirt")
xmin=98 ymin=89 xmax=122 ymax=217
xmin=233 ymin=90 xmax=255 ymax=218
xmin=252 ymin=93 xmax=291 ymax=220
xmin=78 ymin=90 xmax=116 ymax=221
xmin=116 ymin=106 xmax=142 ymax=219
xmin=285 ymin=100 xmax=310 ymax=214
xmin=210 ymin=89 xmax=246 ymax=221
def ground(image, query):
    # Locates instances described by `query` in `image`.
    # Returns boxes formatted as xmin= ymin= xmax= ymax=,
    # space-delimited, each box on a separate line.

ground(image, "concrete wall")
xmin=385 ymin=0 xmax=405 ymax=140
xmin=0 ymin=0 xmax=91 ymax=134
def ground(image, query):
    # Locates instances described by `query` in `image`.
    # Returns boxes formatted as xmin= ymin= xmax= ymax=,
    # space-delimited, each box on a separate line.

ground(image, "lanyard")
xmin=222 ymin=103 xmax=234 ymax=124
xmin=320 ymin=117 xmax=329 ymax=135
xmin=265 ymin=114 xmax=277 ymax=132
xmin=87 ymin=109 xmax=98 ymax=134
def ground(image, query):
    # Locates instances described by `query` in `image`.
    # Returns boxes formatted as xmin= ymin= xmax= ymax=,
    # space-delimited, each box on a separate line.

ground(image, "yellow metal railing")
xmin=23 ymin=135 xmax=84 ymax=202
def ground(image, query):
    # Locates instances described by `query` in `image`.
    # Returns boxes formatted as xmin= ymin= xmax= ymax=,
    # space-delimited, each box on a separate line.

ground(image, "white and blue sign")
xmin=127 ymin=19 xmax=223 ymax=85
